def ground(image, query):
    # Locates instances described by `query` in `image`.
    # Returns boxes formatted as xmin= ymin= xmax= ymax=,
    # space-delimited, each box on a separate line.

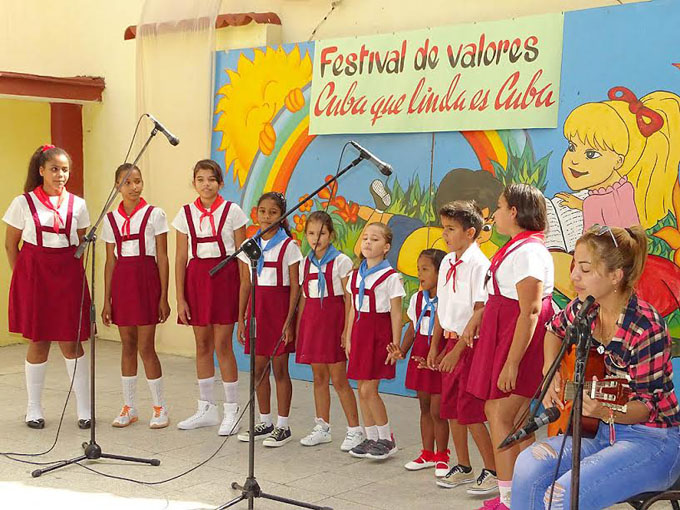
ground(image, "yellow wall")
xmin=0 ymin=100 xmax=51 ymax=345
xmin=0 ymin=0 xmax=646 ymax=352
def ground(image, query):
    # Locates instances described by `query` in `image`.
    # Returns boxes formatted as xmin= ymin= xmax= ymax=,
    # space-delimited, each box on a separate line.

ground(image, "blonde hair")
xmin=564 ymin=90 xmax=680 ymax=228
xmin=576 ymin=224 xmax=648 ymax=294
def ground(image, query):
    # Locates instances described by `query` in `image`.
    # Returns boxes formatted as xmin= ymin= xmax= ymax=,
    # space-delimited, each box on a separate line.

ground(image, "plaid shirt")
xmin=549 ymin=294 xmax=680 ymax=428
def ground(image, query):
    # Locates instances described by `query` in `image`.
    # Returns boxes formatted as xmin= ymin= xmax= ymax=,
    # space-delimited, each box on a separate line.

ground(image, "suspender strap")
xmin=351 ymin=268 xmax=396 ymax=313
xmin=23 ymin=192 xmax=75 ymax=247
xmin=136 ymin=205 xmax=155 ymax=256
xmin=262 ymin=237 xmax=292 ymax=287
xmin=184 ymin=202 xmax=233 ymax=258
xmin=302 ymin=258 xmax=336 ymax=298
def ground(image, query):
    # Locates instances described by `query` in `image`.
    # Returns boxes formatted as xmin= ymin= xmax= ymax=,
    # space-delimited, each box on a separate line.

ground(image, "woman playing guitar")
xmin=512 ymin=224 xmax=680 ymax=509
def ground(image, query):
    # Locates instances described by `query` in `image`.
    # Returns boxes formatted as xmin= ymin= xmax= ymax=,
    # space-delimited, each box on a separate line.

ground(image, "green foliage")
xmin=647 ymin=212 xmax=676 ymax=259
xmin=402 ymin=274 xmax=421 ymax=315
xmin=491 ymin=136 xmax=550 ymax=192
xmin=386 ymin=176 xmax=437 ymax=225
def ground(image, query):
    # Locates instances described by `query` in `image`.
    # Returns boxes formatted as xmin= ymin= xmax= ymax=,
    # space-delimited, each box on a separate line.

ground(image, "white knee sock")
xmin=376 ymin=422 xmax=392 ymax=440
xmin=198 ymin=377 xmax=215 ymax=404
xmin=146 ymin=377 xmax=164 ymax=407
xmin=25 ymin=360 xmax=47 ymax=421
xmin=223 ymin=381 xmax=238 ymax=404
xmin=121 ymin=375 xmax=137 ymax=408
xmin=365 ymin=425 xmax=379 ymax=441
xmin=64 ymin=354 xmax=91 ymax=420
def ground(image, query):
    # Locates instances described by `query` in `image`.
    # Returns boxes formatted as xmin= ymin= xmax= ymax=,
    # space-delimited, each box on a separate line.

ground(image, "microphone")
xmin=146 ymin=113 xmax=180 ymax=146
xmin=349 ymin=141 xmax=392 ymax=176
xmin=499 ymin=407 xmax=560 ymax=448
xmin=576 ymin=295 xmax=596 ymax=321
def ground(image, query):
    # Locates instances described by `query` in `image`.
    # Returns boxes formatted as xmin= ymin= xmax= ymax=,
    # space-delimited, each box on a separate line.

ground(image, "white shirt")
xmin=407 ymin=292 xmax=436 ymax=336
xmin=346 ymin=266 xmax=406 ymax=313
xmin=437 ymin=243 xmax=489 ymax=335
xmin=486 ymin=241 xmax=554 ymax=299
xmin=299 ymin=252 xmax=353 ymax=298
xmin=101 ymin=204 xmax=168 ymax=257
xmin=172 ymin=200 xmax=248 ymax=260
xmin=3 ymin=191 xmax=90 ymax=248
xmin=247 ymin=237 xmax=303 ymax=287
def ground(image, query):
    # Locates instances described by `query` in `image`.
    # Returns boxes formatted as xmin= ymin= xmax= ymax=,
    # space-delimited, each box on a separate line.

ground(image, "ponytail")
xmin=576 ymin=224 xmax=648 ymax=293
xmin=24 ymin=145 xmax=71 ymax=193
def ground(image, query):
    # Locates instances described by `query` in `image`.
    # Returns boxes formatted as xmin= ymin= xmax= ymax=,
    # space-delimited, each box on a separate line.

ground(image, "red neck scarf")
xmin=34 ymin=186 xmax=66 ymax=233
xmin=117 ymin=198 xmax=148 ymax=238
xmin=194 ymin=195 xmax=225 ymax=236
xmin=489 ymin=230 xmax=545 ymax=276
xmin=445 ymin=259 xmax=463 ymax=292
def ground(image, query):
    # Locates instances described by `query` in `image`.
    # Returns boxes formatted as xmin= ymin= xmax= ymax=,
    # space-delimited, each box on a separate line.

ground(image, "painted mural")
xmin=211 ymin=0 xmax=680 ymax=393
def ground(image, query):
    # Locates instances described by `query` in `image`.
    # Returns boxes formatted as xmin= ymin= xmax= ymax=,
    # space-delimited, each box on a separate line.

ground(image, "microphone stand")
xmin=32 ymin=127 xmax=162 ymax=477
xmin=568 ymin=315 xmax=594 ymax=509
xmin=210 ymin=155 xmax=364 ymax=510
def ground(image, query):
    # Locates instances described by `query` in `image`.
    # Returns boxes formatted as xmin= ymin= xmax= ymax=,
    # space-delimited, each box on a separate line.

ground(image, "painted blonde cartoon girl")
xmin=556 ymin=87 xmax=680 ymax=230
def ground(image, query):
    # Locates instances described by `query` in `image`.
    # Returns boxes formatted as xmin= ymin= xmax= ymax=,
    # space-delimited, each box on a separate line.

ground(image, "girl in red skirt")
xmin=3 ymin=145 xmax=91 ymax=429
xmin=466 ymin=184 xmax=554 ymax=510
xmin=345 ymin=222 xmax=405 ymax=460
xmin=388 ymin=248 xmax=450 ymax=475
xmin=236 ymin=192 xmax=302 ymax=447
xmin=101 ymin=164 xmax=170 ymax=429
xmin=295 ymin=211 xmax=363 ymax=451
xmin=173 ymin=159 xmax=249 ymax=436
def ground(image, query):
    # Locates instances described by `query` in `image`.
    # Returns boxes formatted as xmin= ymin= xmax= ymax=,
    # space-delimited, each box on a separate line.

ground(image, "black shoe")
xmin=365 ymin=438 xmax=397 ymax=460
xmin=237 ymin=422 xmax=274 ymax=442
xmin=263 ymin=427 xmax=292 ymax=447
xmin=78 ymin=419 xmax=91 ymax=429
xmin=26 ymin=419 xmax=45 ymax=429
xmin=349 ymin=438 xmax=376 ymax=458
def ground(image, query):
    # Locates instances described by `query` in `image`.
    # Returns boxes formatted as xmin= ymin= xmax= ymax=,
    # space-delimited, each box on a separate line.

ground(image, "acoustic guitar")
xmin=547 ymin=346 xmax=631 ymax=438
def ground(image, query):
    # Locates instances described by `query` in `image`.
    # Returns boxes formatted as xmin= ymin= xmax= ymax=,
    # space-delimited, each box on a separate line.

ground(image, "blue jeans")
xmin=512 ymin=422 xmax=680 ymax=510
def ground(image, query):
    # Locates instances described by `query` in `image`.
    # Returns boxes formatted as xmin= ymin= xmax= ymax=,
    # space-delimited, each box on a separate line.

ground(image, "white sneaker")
xmin=340 ymin=427 xmax=365 ymax=452
xmin=112 ymin=405 xmax=138 ymax=428
xmin=300 ymin=419 xmax=332 ymax=446
xmin=218 ymin=403 xmax=241 ymax=436
xmin=177 ymin=400 xmax=219 ymax=430
xmin=149 ymin=406 xmax=169 ymax=429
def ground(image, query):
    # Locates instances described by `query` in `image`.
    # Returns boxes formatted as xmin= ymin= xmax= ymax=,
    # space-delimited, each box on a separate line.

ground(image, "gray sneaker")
xmin=349 ymin=438 xmax=376 ymax=458
xmin=365 ymin=438 xmax=398 ymax=460
xmin=262 ymin=426 xmax=292 ymax=447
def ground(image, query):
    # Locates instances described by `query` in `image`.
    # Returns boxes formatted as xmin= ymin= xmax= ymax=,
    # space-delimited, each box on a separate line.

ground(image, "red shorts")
xmin=439 ymin=338 xmax=487 ymax=425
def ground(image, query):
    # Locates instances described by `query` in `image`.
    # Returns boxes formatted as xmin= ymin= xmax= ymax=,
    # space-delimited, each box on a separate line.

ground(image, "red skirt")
xmin=9 ymin=243 xmax=91 ymax=342
xmin=347 ymin=312 xmax=395 ymax=381
xmin=467 ymin=294 xmax=553 ymax=401
xmin=405 ymin=332 xmax=443 ymax=394
xmin=245 ymin=286 xmax=295 ymax=356
xmin=296 ymin=295 xmax=346 ymax=364
xmin=440 ymin=339 xmax=486 ymax=424
xmin=179 ymin=257 xmax=240 ymax=326
xmin=111 ymin=256 xmax=160 ymax=327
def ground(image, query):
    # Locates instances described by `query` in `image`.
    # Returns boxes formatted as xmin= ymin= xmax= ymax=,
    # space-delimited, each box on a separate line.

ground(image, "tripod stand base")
xmin=30 ymin=440 xmax=160 ymax=478
xmin=216 ymin=477 xmax=332 ymax=510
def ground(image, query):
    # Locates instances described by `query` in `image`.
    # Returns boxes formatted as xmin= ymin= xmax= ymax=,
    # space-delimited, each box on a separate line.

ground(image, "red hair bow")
xmin=608 ymin=86 xmax=664 ymax=137
xmin=40 ymin=144 xmax=56 ymax=153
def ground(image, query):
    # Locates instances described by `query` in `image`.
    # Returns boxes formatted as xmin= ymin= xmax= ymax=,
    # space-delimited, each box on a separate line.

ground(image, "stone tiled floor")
xmin=0 ymin=341 xmax=632 ymax=509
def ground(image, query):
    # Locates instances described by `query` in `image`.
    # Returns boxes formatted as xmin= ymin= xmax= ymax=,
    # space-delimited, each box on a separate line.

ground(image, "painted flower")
xmin=294 ymin=214 xmax=307 ymax=232
xmin=298 ymin=194 xmax=313 ymax=212
xmin=250 ymin=206 xmax=259 ymax=224
xmin=318 ymin=175 xmax=339 ymax=200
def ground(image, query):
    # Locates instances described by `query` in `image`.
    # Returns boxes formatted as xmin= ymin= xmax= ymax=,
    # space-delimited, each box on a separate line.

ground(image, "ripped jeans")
xmin=512 ymin=422 xmax=680 ymax=510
